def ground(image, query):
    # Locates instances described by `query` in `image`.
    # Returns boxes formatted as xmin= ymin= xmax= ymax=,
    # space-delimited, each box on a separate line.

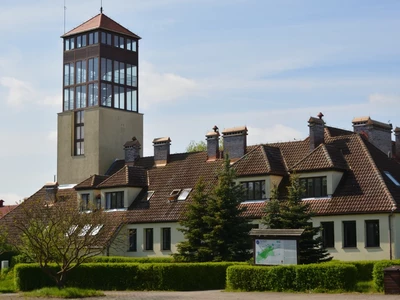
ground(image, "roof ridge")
xmin=321 ymin=144 xmax=334 ymax=168
xmin=125 ymin=165 xmax=129 ymax=185
xmin=260 ymin=145 xmax=272 ymax=173
xmin=355 ymin=135 xmax=397 ymax=210
xmin=290 ymin=143 xmax=324 ymax=170
xmin=63 ymin=13 xmax=101 ymax=36
xmin=97 ymin=166 xmax=126 ymax=188
xmin=230 ymin=145 xmax=262 ymax=167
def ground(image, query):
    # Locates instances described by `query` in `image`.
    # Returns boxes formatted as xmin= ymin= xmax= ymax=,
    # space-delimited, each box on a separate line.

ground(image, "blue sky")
xmin=0 ymin=0 xmax=399 ymax=205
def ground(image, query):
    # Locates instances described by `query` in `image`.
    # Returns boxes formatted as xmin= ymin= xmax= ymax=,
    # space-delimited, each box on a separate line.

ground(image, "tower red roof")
xmin=62 ymin=13 xmax=141 ymax=39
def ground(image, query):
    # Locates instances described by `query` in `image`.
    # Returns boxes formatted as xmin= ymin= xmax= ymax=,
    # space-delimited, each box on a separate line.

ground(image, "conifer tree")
xmin=203 ymin=156 xmax=252 ymax=261
xmin=263 ymin=175 xmax=332 ymax=264
xmin=174 ymin=178 xmax=213 ymax=262
xmin=175 ymin=156 xmax=252 ymax=262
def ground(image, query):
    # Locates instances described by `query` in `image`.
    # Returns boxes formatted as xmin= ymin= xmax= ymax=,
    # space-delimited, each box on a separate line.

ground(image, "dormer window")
xmin=105 ymin=191 xmax=124 ymax=209
xmin=81 ymin=193 xmax=90 ymax=211
xmin=177 ymin=188 xmax=192 ymax=201
xmin=241 ymin=181 xmax=266 ymax=201
xmin=300 ymin=177 xmax=327 ymax=198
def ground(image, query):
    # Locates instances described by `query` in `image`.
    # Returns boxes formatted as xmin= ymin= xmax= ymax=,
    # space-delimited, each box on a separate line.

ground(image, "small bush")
xmin=372 ymin=259 xmax=400 ymax=292
xmin=227 ymin=263 xmax=357 ymax=292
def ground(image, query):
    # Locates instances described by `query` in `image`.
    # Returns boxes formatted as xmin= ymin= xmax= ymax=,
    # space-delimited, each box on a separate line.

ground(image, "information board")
xmin=254 ymin=239 xmax=297 ymax=265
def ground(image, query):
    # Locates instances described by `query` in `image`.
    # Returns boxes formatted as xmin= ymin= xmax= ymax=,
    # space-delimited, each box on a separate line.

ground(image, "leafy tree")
xmin=186 ymin=140 xmax=207 ymax=152
xmin=263 ymin=175 xmax=332 ymax=264
xmin=175 ymin=155 xmax=252 ymax=262
xmin=10 ymin=196 xmax=111 ymax=288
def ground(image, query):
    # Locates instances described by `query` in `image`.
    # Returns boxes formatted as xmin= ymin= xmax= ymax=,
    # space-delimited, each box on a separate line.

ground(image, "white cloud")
xmin=0 ymin=76 xmax=60 ymax=108
xmin=140 ymin=61 xmax=198 ymax=108
xmin=0 ymin=77 xmax=34 ymax=107
xmin=369 ymin=93 xmax=400 ymax=105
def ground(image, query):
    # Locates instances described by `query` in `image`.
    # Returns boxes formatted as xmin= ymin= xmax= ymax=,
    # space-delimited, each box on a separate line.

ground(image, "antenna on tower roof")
xmin=100 ymin=0 xmax=103 ymax=13
xmin=63 ymin=0 xmax=67 ymax=33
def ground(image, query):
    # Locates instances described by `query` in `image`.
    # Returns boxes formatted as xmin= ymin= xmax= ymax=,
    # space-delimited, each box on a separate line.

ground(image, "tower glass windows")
xmin=101 ymin=83 xmax=112 ymax=107
xmin=64 ymin=88 xmax=74 ymax=111
xmin=76 ymin=86 xmax=87 ymax=109
xmin=88 ymin=83 xmax=98 ymax=106
xmin=88 ymin=58 xmax=98 ymax=81
xmin=64 ymin=63 xmax=74 ymax=86
xmin=76 ymin=61 xmax=87 ymax=84
xmin=74 ymin=111 xmax=84 ymax=156
xmin=88 ymin=32 xmax=99 ymax=45
xmin=101 ymin=58 xmax=112 ymax=82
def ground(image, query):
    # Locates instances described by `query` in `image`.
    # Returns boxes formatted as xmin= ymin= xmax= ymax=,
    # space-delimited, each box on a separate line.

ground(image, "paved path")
xmin=1 ymin=290 xmax=399 ymax=299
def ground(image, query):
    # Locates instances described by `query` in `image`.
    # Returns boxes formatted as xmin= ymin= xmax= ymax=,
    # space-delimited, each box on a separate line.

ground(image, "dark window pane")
xmin=365 ymin=220 xmax=380 ymax=247
xmin=162 ymin=228 xmax=171 ymax=251
xmin=343 ymin=221 xmax=357 ymax=248
xmin=321 ymin=222 xmax=334 ymax=248
xmin=129 ymin=229 xmax=137 ymax=251
xmin=145 ymin=228 xmax=153 ymax=251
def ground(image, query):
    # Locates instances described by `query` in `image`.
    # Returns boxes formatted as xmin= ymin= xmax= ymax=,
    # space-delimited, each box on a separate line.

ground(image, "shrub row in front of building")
xmin=15 ymin=262 xmax=239 ymax=291
xmin=226 ymin=264 xmax=358 ymax=292
xmin=372 ymin=259 xmax=400 ymax=292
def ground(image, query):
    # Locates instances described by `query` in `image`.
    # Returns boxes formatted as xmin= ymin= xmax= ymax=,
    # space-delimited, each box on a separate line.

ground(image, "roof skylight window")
xmin=66 ymin=225 xmax=78 ymax=237
xmin=90 ymin=225 xmax=104 ymax=236
xmin=177 ymin=188 xmax=192 ymax=201
xmin=168 ymin=189 xmax=181 ymax=201
xmin=384 ymin=171 xmax=400 ymax=186
xmin=78 ymin=224 xmax=91 ymax=237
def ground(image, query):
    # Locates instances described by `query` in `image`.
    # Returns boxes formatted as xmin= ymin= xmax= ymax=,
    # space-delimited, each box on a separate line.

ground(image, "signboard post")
xmin=250 ymin=229 xmax=304 ymax=266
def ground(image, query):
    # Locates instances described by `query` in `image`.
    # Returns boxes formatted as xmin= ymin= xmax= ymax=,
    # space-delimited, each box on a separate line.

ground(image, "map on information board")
xmin=255 ymin=239 xmax=297 ymax=265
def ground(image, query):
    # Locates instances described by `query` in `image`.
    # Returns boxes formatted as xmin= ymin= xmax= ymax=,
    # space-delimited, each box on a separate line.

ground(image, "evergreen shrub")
xmin=227 ymin=263 xmax=357 ymax=292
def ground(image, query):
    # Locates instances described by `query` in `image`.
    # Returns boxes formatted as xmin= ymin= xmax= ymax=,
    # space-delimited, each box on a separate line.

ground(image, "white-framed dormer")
xmin=99 ymin=187 xmax=143 ymax=211
xmin=296 ymin=170 xmax=344 ymax=199
xmin=77 ymin=190 xmax=101 ymax=212
xmin=237 ymin=175 xmax=283 ymax=202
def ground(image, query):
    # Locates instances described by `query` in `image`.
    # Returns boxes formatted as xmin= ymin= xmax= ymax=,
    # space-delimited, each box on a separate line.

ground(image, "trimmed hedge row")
xmin=86 ymin=256 xmax=174 ymax=264
xmin=226 ymin=264 xmax=357 ymax=292
xmin=324 ymin=260 xmax=378 ymax=281
xmin=15 ymin=262 xmax=239 ymax=291
xmin=372 ymin=259 xmax=400 ymax=292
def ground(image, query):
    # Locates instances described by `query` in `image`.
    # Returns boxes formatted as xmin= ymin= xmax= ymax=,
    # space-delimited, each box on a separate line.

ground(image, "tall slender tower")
xmin=57 ymin=13 xmax=143 ymax=184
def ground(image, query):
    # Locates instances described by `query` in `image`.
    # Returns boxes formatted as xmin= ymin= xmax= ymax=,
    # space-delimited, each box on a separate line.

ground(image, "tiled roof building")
xmin=3 ymin=12 xmax=400 ymax=262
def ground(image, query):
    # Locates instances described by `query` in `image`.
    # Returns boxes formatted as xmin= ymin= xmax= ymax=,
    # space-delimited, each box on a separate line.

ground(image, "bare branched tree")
xmin=10 ymin=195 xmax=112 ymax=288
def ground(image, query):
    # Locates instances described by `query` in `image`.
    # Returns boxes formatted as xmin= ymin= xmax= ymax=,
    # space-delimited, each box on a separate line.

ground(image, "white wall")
xmin=312 ymin=214 xmax=393 ymax=261
xmin=109 ymin=222 xmax=184 ymax=257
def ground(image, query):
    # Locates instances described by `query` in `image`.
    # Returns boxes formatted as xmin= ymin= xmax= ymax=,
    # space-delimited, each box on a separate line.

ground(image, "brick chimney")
xmin=222 ymin=126 xmax=247 ymax=160
xmin=352 ymin=116 xmax=393 ymax=155
xmin=124 ymin=137 xmax=141 ymax=165
xmin=153 ymin=137 xmax=171 ymax=167
xmin=206 ymin=125 xmax=220 ymax=161
xmin=394 ymin=127 xmax=400 ymax=158
xmin=308 ymin=112 xmax=325 ymax=151
xmin=0 ymin=200 xmax=4 ymax=208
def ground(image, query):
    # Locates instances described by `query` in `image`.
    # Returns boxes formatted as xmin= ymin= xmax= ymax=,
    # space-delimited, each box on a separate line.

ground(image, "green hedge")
xmin=372 ymin=259 xmax=400 ymax=292
xmin=227 ymin=264 xmax=357 ymax=292
xmin=15 ymin=262 xmax=238 ymax=291
xmin=86 ymin=256 xmax=175 ymax=264
xmin=324 ymin=260 xmax=378 ymax=281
